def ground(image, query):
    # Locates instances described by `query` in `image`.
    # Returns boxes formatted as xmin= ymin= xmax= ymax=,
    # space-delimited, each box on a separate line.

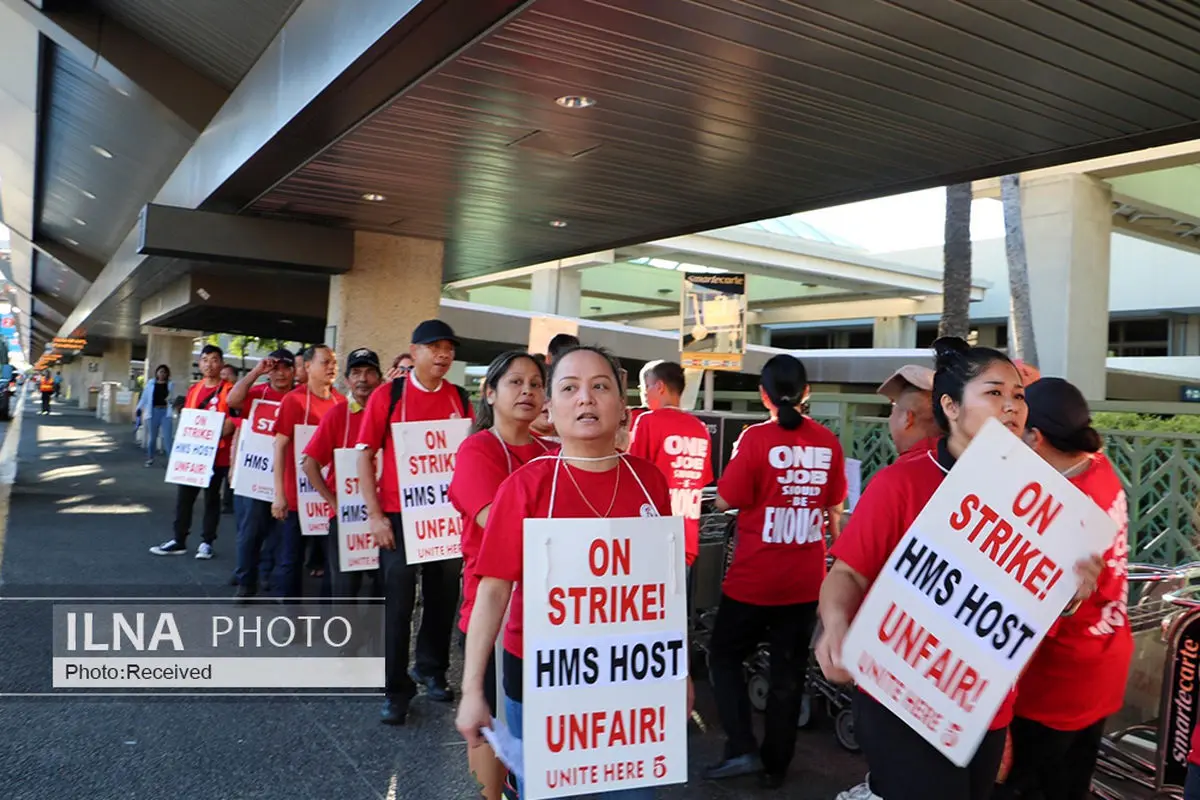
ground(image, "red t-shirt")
xmin=302 ymin=399 xmax=370 ymax=494
xmin=474 ymin=455 xmax=672 ymax=658
xmin=184 ymin=381 xmax=234 ymax=468
xmin=450 ymin=431 xmax=557 ymax=634
xmin=275 ymin=386 xmax=345 ymax=511
xmin=717 ymin=419 xmax=847 ymax=606
xmin=831 ymin=439 xmax=1015 ymax=731
xmin=1015 ymin=453 xmax=1132 ymax=730
xmin=627 ymin=407 xmax=715 ymax=565
xmin=354 ymin=377 xmax=473 ymax=513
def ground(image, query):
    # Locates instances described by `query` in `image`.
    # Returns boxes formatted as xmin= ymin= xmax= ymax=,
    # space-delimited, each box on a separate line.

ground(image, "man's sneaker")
xmin=704 ymin=753 xmax=764 ymax=780
xmin=195 ymin=543 xmax=214 ymax=560
xmin=149 ymin=540 xmax=186 ymax=556
xmin=409 ymin=668 xmax=454 ymax=702
xmin=144 ymin=459 xmax=154 ymax=467
xmin=835 ymin=778 xmax=882 ymax=800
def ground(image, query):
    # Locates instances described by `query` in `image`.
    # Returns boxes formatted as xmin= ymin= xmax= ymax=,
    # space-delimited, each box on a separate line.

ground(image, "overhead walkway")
xmin=0 ymin=393 xmax=862 ymax=799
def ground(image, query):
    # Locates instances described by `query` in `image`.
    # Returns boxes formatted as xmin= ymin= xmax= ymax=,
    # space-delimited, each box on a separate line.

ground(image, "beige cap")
xmin=877 ymin=365 xmax=935 ymax=402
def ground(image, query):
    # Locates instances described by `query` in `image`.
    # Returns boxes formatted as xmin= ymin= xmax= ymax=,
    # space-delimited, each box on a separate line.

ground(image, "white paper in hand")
xmin=482 ymin=718 xmax=523 ymax=781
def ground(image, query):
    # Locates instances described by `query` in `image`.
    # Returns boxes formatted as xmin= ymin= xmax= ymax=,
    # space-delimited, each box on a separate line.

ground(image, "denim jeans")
xmin=272 ymin=512 xmax=303 ymax=601
xmin=233 ymin=495 xmax=277 ymax=593
xmin=146 ymin=406 xmax=172 ymax=458
xmin=504 ymin=694 xmax=657 ymax=799
xmin=1186 ymin=763 xmax=1200 ymax=800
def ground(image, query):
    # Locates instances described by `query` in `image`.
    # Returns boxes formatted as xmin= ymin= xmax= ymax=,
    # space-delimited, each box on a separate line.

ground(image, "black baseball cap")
xmin=411 ymin=319 xmax=460 ymax=346
xmin=345 ymin=347 xmax=381 ymax=376
xmin=266 ymin=348 xmax=295 ymax=367
xmin=1025 ymin=377 xmax=1090 ymax=439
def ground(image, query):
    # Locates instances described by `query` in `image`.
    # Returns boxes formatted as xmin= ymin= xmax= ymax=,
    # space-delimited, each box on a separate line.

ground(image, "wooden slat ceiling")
xmin=248 ymin=0 xmax=1200 ymax=283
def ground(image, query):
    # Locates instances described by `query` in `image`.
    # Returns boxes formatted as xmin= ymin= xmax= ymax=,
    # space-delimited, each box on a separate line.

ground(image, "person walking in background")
xmin=1001 ymin=378 xmax=1133 ymax=800
xmin=138 ymin=364 xmax=175 ymax=466
xmin=149 ymin=344 xmax=236 ymax=559
xmin=38 ymin=371 xmax=54 ymax=414
xmin=877 ymin=364 xmax=940 ymax=456
xmin=705 ymin=354 xmax=845 ymax=790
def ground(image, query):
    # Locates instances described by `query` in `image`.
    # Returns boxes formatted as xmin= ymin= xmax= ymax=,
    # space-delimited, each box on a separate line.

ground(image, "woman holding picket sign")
xmin=999 ymin=377 xmax=1132 ymax=800
xmin=450 ymin=350 xmax=553 ymax=800
xmin=815 ymin=337 xmax=1104 ymax=800
xmin=457 ymin=345 xmax=688 ymax=799
xmin=704 ymin=353 xmax=847 ymax=790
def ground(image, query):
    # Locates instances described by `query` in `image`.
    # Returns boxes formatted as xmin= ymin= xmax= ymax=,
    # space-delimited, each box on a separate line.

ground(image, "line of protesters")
xmin=143 ymin=324 xmax=1132 ymax=799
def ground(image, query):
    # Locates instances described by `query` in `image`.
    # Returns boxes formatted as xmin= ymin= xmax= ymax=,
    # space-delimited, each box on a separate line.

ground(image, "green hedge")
xmin=1092 ymin=411 xmax=1200 ymax=434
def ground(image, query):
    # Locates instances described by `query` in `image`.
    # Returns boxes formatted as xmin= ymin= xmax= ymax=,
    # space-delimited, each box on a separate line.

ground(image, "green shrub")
xmin=1092 ymin=411 xmax=1200 ymax=434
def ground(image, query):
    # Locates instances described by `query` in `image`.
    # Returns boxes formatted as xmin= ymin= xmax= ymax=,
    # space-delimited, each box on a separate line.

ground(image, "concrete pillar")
xmin=530 ymin=267 xmax=581 ymax=317
xmin=872 ymin=316 xmax=917 ymax=348
xmin=1021 ymin=174 xmax=1112 ymax=400
xmin=326 ymin=232 xmax=443 ymax=364
xmin=145 ymin=330 xmax=196 ymax=390
xmin=77 ymin=355 xmax=102 ymax=408
xmin=747 ymin=325 xmax=772 ymax=347
xmin=100 ymin=339 xmax=134 ymax=388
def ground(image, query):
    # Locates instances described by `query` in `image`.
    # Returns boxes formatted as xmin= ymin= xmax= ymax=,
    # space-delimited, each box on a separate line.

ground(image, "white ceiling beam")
xmin=623 ymin=295 xmax=946 ymax=331
xmin=444 ymin=250 xmax=614 ymax=290
xmin=973 ymin=140 xmax=1200 ymax=199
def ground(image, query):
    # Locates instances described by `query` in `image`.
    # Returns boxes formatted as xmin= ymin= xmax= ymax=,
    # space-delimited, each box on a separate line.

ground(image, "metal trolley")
xmin=1091 ymin=563 xmax=1200 ymax=799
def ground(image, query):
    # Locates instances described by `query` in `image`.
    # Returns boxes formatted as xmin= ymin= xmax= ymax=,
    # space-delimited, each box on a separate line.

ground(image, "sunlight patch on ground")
xmin=59 ymin=503 xmax=151 ymax=515
xmin=40 ymin=464 xmax=103 ymax=481
xmin=386 ymin=773 xmax=398 ymax=800
xmin=55 ymin=494 xmax=96 ymax=505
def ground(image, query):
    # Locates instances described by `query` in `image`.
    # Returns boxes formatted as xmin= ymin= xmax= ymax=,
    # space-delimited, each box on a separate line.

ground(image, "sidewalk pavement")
xmin=0 ymin=396 xmax=864 ymax=799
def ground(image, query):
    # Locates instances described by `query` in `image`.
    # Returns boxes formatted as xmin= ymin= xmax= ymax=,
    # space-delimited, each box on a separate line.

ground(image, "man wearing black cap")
xmin=301 ymin=347 xmax=384 ymax=601
xmin=227 ymin=348 xmax=296 ymax=598
xmin=356 ymin=320 xmax=473 ymax=724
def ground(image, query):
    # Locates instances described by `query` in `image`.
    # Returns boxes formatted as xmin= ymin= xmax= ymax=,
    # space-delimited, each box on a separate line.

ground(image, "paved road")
xmin=0 ymin=398 xmax=865 ymax=799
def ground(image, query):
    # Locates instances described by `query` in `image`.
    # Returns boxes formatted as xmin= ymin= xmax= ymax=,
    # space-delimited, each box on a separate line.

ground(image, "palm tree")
xmin=1001 ymin=174 xmax=1039 ymax=366
xmin=940 ymin=183 xmax=973 ymax=338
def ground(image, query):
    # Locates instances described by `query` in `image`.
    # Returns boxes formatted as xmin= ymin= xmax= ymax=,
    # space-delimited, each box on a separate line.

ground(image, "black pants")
xmin=173 ymin=466 xmax=228 ymax=546
xmin=855 ymin=692 xmax=1007 ymax=800
xmin=380 ymin=512 xmax=462 ymax=700
xmin=40 ymin=391 xmax=51 ymax=413
xmin=999 ymin=716 xmax=1106 ymax=800
xmin=707 ymin=594 xmax=817 ymax=775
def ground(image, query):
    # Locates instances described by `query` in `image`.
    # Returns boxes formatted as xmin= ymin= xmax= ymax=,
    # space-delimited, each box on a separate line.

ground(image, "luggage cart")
xmin=1091 ymin=563 xmax=1200 ymax=799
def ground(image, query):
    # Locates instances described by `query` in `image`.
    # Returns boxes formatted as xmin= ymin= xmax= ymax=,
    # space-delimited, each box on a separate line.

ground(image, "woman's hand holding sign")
xmin=1064 ymin=553 xmax=1104 ymax=615
xmin=816 ymin=561 xmax=870 ymax=684
xmin=456 ymin=688 xmax=490 ymax=749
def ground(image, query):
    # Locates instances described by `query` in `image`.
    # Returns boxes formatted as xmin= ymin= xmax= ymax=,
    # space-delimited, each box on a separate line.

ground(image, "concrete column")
xmin=1021 ymin=174 xmax=1112 ymax=400
xmin=326 ymin=232 xmax=444 ymax=364
xmin=747 ymin=325 xmax=772 ymax=347
xmin=77 ymin=355 xmax=102 ymax=408
xmin=872 ymin=316 xmax=917 ymax=348
xmin=145 ymin=330 xmax=196 ymax=389
xmin=530 ymin=267 xmax=581 ymax=317
xmin=100 ymin=339 xmax=134 ymax=388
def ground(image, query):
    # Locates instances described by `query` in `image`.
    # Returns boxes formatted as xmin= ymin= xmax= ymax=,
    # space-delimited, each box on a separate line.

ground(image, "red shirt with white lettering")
xmin=354 ymin=377 xmax=473 ymax=513
xmin=717 ymin=418 xmax=847 ymax=605
xmin=275 ymin=386 xmax=345 ymax=511
xmin=302 ymin=398 xmax=371 ymax=494
xmin=1015 ymin=453 xmax=1132 ymax=730
xmin=231 ymin=382 xmax=290 ymax=431
xmin=831 ymin=439 xmax=1015 ymax=731
xmin=627 ymin=407 xmax=715 ymax=565
xmin=184 ymin=380 xmax=233 ymax=468
xmin=450 ymin=431 xmax=556 ymax=634
xmin=474 ymin=455 xmax=671 ymax=660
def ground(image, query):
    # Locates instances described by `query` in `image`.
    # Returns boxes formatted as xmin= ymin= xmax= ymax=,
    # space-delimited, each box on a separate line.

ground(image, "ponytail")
xmin=760 ymin=354 xmax=808 ymax=432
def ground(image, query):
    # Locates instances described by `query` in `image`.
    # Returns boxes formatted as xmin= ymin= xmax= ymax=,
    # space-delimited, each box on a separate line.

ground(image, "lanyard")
xmin=547 ymin=454 xmax=655 ymax=519
xmin=400 ymin=377 xmax=465 ymax=423
xmin=490 ymin=428 xmax=549 ymax=475
xmin=342 ymin=400 xmax=354 ymax=449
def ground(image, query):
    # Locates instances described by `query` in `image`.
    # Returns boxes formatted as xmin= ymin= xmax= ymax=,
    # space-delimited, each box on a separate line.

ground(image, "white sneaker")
xmin=835 ymin=777 xmax=881 ymax=800
xmin=149 ymin=539 xmax=186 ymax=556
xmin=195 ymin=543 xmax=214 ymax=560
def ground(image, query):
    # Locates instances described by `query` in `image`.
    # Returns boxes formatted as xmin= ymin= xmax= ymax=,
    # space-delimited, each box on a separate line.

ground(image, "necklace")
xmin=563 ymin=458 xmax=621 ymax=517
xmin=1061 ymin=456 xmax=1092 ymax=479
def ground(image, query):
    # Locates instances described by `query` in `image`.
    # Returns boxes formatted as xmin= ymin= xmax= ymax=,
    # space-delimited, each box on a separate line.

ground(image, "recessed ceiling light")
xmin=549 ymin=220 xmax=568 ymax=228
xmin=555 ymin=95 xmax=596 ymax=109
xmin=361 ymin=192 xmax=386 ymax=202
xmin=72 ymin=218 xmax=87 ymax=226
xmin=279 ymin=318 xmax=294 ymax=325
xmin=114 ymin=85 xmax=130 ymax=97
xmin=90 ymin=145 xmax=113 ymax=159
xmin=80 ymin=189 xmax=96 ymax=200
xmin=64 ymin=238 xmax=78 ymax=246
